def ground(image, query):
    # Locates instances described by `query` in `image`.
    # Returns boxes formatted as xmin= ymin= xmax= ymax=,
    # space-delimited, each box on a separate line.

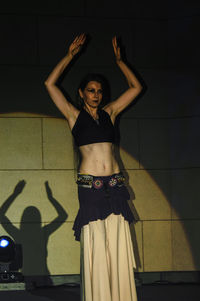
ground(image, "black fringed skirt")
xmin=72 ymin=173 xmax=134 ymax=241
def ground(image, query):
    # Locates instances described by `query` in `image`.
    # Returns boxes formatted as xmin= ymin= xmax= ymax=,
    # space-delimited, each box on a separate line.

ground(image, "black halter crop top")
xmin=72 ymin=109 xmax=115 ymax=147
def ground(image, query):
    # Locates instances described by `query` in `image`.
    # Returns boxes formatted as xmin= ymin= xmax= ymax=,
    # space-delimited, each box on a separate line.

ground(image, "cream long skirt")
xmin=80 ymin=213 xmax=138 ymax=301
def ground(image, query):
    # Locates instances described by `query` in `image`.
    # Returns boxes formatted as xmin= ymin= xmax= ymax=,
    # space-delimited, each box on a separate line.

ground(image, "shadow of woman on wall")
xmin=0 ymin=180 xmax=68 ymax=287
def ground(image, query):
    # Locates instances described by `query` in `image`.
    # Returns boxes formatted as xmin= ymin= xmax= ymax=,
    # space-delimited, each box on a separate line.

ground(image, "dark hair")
xmin=76 ymin=73 xmax=110 ymax=109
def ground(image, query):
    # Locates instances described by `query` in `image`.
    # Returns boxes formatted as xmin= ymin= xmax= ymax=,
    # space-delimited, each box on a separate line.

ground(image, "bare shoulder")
xmin=102 ymin=102 xmax=114 ymax=114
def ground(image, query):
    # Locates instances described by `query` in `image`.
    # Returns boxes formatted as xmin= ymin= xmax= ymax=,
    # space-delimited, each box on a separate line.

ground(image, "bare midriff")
xmin=79 ymin=142 xmax=120 ymax=176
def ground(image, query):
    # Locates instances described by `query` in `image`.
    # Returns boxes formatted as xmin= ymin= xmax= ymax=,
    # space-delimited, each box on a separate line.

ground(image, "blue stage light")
xmin=0 ymin=236 xmax=23 ymax=282
xmin=0 ymin=236 xmax=15 ymax=264
xmin=0 ymin=239 xmax=9 ymax=248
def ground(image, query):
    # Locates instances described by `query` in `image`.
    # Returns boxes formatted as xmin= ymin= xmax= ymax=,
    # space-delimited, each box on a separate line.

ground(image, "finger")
xmin=112 ymin=37 xmax=116 ymax=50
xmin=72 ymin=36 xmax=79 ymax=44
xmin=113 ymin=37 xmax=118 ymax=50
xmin=79 ymin=37 xmax=85 ymax=45
xmin=115 ymin=37 xmax=118 ymax=48
xmin=77 ymin=33 xmax=85 ymax=42
xmin=81 ymin=36 xmax=86 ymax=44
xmin=79 ymin=33 xmax=86 ymax=43
xmin=112 ymin=37 xmax=115 ymax=47
xmin=113 ymin=43 xmax=117 ymax=54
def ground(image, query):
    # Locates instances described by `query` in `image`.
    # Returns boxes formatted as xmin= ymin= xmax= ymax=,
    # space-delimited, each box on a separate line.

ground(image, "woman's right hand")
xmin=68 ymin=33 xmax=86 ymax=57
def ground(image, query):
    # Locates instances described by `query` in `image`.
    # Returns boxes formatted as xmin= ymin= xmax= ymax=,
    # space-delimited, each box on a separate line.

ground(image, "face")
xmin=79 ymin=81 xmax=103 ymax=108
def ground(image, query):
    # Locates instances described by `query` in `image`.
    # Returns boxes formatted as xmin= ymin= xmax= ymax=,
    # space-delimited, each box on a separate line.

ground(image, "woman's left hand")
xmin=112 ymin=36 xmax=121 ymax=62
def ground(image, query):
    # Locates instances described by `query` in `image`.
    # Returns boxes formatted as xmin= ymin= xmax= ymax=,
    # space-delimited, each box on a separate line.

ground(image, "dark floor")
xmin=0 ymin=283 xmax=200 ymax=301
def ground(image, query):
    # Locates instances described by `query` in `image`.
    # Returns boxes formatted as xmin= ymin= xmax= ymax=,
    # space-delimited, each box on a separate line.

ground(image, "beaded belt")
xmin=76 ymin=173 xmax=125 ymax=189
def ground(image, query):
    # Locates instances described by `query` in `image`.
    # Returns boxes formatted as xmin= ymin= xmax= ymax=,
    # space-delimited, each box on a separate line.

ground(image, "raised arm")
xmin=44 ymin=34 xmax=86 ymax=128
xmin=0 ymin=181 xmax=25 ymax=239
xmin=104 ymin=36 xmax=142 ymax=118
xmin=43 ymin=181 xmax=68 ymax=235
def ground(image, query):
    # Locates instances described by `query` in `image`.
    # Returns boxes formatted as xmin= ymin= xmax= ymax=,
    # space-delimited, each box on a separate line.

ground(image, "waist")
xmin=79 ymin=146 xmax=119 ymax=175
xmin=76 ymin=172 xmax=125 ymax=189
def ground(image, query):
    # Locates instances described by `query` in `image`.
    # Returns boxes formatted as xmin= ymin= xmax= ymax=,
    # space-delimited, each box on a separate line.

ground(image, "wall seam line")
xmin=41 ymin=118 xmax=44 ymax=169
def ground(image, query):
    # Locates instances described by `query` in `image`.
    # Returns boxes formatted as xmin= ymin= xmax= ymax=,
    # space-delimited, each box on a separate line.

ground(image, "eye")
xmin=86 ymin=88 xmax=103 ymax=94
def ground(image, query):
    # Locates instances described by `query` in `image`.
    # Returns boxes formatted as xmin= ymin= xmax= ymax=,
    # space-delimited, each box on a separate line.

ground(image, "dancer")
xmin=45 ymin=33 xmax=142 ymax=301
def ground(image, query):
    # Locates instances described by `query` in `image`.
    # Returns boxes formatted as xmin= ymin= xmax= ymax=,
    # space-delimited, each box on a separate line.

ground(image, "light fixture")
xmin=0 ymin=236 xmax=23 ymax=283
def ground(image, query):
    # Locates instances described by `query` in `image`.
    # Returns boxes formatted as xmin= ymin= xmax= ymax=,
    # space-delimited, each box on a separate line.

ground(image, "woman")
xmin=45 ymin=34 xmax=142 ymax=301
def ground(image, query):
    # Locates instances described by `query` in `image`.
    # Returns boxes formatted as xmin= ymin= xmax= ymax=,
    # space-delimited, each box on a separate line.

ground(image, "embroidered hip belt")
xmin=76 ymin=172 xmax=125 ymax=189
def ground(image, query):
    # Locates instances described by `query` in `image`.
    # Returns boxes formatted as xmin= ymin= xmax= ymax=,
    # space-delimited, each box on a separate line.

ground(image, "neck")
xmin=84 ymin=104 xmax=99 ymax=119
